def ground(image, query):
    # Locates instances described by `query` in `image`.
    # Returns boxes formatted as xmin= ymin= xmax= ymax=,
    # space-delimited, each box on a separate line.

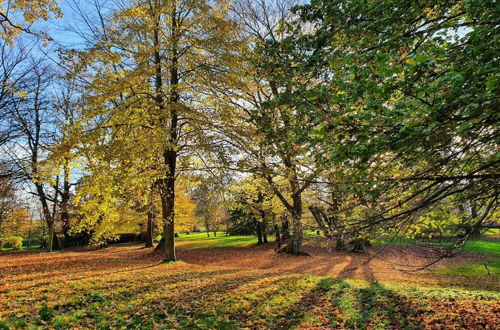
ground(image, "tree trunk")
xmin=47 ymin=222 xmax=54 ymax=253
xmin=60 ymin=160 xmax=71 ymax=246
xmin=274 ymin=224 xmax=281 ymax=251
xmin=352 ymin=238 xmax=365 ymax=253
xmin=204 ymin=215 xmax=210 ymax=237
xmin=259 ymin=209 xmax=268 ymax=243
xmin=255 ymin=219 xmax=263 ymax=244
xmin=335 ymin=234 xmax=347 ymax=250
xmin=35 ymin=183 xmax=58 ymax=252
xmin=288 ymin=212 xmax=304 ymax=254
xmin=286 ymin=193 xmax=304 ymax=255
xmin=145 ymin=211 xmax=154 ymax=248
xmin=160 ymin=178 xmax=176 ymax=261
xmin=152 ymin=0 xmax=178 ymax=263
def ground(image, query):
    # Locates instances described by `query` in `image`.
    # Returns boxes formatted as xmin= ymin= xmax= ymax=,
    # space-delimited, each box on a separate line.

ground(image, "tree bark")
xmin=160 ymin=177 xmax=176 ymax=261
xmin=145 ymin=211 xmax=154 ymax=248
xmin=255 ymin=218 xmax=263 ymax=244
xmin=60 ymin=160 xmax=71 ymax=246
xmin=151 ymin=0 xmax=179 ymax=262
xmin=204 ymin=215 xmax=210 ymax=237
xmin=352 ymin=238 xmax=365 ymax=253
xmin=287 ymin=193 xmax=304 ymax=255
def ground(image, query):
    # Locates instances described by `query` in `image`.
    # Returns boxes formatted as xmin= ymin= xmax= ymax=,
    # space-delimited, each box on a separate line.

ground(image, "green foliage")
xmin=0 ymin=236 xmax=23 ymax=249
xmin=272 ymin=0 xmax=500 ymax=239
xmin=38 ymin=305 xmax=54 ymax=321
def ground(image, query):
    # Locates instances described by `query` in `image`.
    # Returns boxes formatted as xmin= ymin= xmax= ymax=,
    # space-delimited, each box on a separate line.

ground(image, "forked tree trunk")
xmin=287 ymin=213 xmax=304 ymax=254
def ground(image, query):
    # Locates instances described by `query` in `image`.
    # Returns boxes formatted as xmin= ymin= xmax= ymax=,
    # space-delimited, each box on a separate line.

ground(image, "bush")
xmin=1 ymin=236 xmax=23 ymax=249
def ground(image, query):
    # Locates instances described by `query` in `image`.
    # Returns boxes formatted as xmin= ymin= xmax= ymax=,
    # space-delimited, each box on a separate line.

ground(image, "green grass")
xmin=0 ymin=245 xmax=41 ymax=252
xmin=175 ymin=232 xmax=267 ymax=249
xmin=461 ymin=240 xmax=500 ymax=255
xmin=484 ymin=228 xmax=499 ymax=235
xmin=436 ymin=258 xmax=500 ymax=277
xmin=373 ymin=237 xmax=500 ymax=255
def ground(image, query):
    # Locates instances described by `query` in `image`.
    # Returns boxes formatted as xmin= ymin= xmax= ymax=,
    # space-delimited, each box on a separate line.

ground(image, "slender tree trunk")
xmin=145 ymin=211 xmax=154 ymax=248
xmin=262 ymin=220 xmax=268 ymax=243
xmin=335 ymin=234 xmax=347 ymax=250
xmin=274 ymin=224 xmax=281 ymax=251
xmin=258 ymin=209 xmax=268 ymax=243
xmin=287 ymin=193 xmax=304 ymax=255
xmin=60 ymin=161 xmax=71 ymax=246
xmin=204 ymin=215 xmax=210 ymax=237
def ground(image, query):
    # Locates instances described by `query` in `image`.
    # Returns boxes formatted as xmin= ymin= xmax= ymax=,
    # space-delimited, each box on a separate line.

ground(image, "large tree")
xmin=278 ymin=0 xmax=499 ymax=252
xmin=66 ymin=0 xmax=240 ymax=261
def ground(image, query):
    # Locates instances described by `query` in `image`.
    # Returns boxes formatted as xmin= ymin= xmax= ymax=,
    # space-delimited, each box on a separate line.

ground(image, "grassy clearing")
xmin=436 ymin=258 xmax=500 ymax=277
xmin=0 ymin=245 xmax=41 ymax=252
xmin=0 ymin=249 xmax=498 ymax=329
xmin=373 ymin=237 xmax=500 ymax=255
xmin=461 ymin=240 xmax=500 ymax=255
xmin=175 ymin=232 xmax=261 ymax=249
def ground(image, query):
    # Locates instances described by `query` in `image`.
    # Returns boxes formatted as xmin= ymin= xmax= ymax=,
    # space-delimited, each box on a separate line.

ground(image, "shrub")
xmin=1 ymin=236 xmax=23 ymax=249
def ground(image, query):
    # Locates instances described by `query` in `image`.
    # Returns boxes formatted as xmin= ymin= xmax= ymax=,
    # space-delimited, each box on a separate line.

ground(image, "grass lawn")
xmin=373 ymin=235 xmax=500 ymax=254
xmin=177 ymin=232 xmax=259 ymax=247
xmin=436 ymin=258 xmax=500 ymax=277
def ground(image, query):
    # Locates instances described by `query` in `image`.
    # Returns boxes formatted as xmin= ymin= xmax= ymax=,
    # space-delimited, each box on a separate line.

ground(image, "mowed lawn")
xmin=0 ymin=234 xmax=499 ymax=329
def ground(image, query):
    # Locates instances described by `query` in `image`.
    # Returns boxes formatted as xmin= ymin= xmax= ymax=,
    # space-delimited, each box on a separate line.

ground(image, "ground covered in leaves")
xmin=0 ymin=235 xmax=499 ymax=329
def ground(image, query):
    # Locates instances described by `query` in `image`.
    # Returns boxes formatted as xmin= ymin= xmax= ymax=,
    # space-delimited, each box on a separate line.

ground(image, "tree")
xmin=227 ymin=177 xmax=285 ymax=243
xmin=2 ymin=53 xmax=64 ymax=252
xmin=65 ymin=0 xmax=240 ymax=261
xmin=221 ymin=0 xmax=320 ymax=254
xmin=0 ymin=0 xmax=61 ymax=43
xmin=0 ymin=171 xmax=15 ymax=238
xmin=280 ymin=0 xmax=499 ymax=254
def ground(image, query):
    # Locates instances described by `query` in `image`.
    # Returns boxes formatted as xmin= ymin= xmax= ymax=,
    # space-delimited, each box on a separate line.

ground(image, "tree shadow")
xmin=272 ymin=277 xmax=339 ymax=329
xmin=338 ymin=254 xmax=376 ymax=282
xmin=347 ymin=282 xmax=424 ymax=329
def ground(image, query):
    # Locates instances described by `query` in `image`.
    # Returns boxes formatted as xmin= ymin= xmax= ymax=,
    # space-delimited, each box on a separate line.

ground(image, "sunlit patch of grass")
xmin=176 ymin=233 xmax=262 ymax=249
xmin=1 ymin=245 xmax=41 ymax=252
xmin=436 ymin=258 xmax=500 ymax=277
xmin=373 ymin=237 xmax=500 ymax=255
xmin=461 ymin=240 xmax=500 ymax=255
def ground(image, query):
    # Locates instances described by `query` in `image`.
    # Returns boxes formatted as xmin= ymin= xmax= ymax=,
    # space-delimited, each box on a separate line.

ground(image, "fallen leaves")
xmin=0 ymin=244 xmax=498 ymax=329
